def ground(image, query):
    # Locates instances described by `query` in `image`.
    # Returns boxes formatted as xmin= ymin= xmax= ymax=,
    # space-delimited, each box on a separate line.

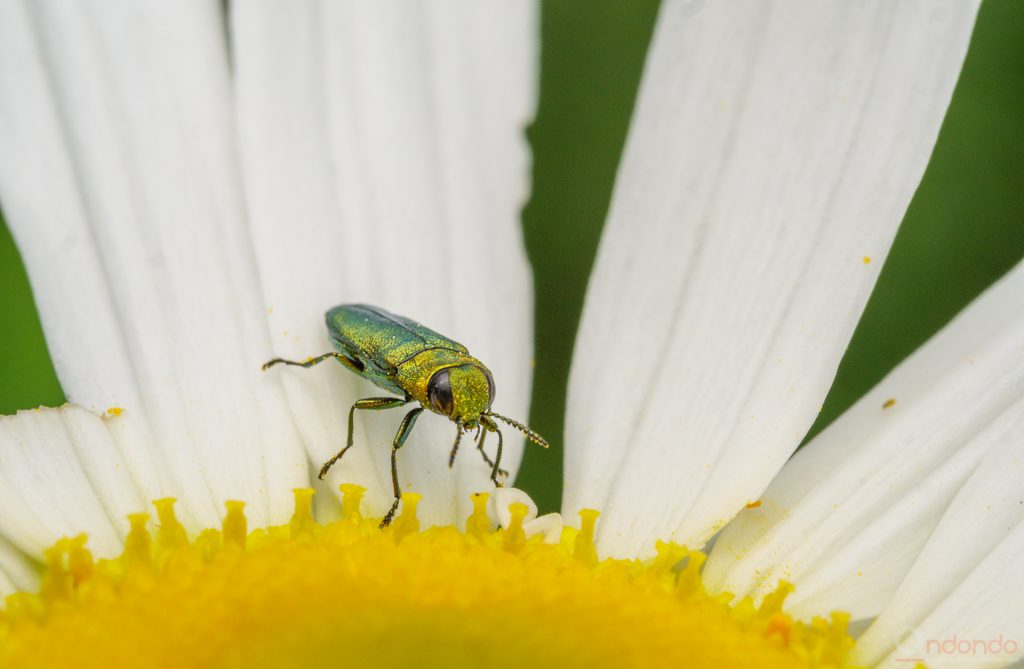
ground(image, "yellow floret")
xmin=0 ymin=488 xmax=855 ymax=669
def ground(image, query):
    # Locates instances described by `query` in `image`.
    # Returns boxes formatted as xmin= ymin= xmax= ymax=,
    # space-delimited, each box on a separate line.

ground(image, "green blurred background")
xmin=1 ymin=1 xmax=1022 ymax=515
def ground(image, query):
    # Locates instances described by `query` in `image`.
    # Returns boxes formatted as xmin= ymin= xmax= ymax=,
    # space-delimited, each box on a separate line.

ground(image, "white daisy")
xmin=0 ymin=1 xmax=1019 ymax=667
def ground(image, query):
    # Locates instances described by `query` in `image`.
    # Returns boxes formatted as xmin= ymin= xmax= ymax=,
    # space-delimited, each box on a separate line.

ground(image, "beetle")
xmin=262 ymin=303 xmax=548 ymax=527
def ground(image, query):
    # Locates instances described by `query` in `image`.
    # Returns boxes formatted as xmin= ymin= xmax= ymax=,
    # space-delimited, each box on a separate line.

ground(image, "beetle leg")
xmin=473 ymin=426 xmax=509 ymax=481
xmin=318 ymin=396 xmax=407 ymax=480
xmin=479 ymin=416 xmax=506 ymax=488
xmin=261 ymin=351 xmax=363 ymax=375
xmin=447 ymin=424 xmax=465 ymax=469
xmin=381 ymin=406 xmax=425 ymax=528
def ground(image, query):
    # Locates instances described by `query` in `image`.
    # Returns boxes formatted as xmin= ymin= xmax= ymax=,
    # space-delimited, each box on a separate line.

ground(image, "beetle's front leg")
xmin=479 ymin=416 xmax=505 ymax=488
xmin=473 ymin=426 xmax=509 ymax=482
xmin=381 ymin=406 xmax=424 ymax=528
xmin=447 ymin=424 xmax=465 ymax=469
xmin=319 ymin=396 xmax=408 ymax=480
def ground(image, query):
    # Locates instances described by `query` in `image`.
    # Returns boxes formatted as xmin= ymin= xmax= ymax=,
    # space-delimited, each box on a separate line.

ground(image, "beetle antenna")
xmin=484 ymin=412 xmax=549 ymax=448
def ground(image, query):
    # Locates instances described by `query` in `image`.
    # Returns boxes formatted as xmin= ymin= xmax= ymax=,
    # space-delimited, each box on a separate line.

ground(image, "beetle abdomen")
xmin=326 ymin=304 xmax=468 ymax=396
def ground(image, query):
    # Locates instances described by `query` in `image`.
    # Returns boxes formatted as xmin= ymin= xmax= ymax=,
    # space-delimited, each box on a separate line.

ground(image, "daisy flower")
xmin=0 ymin=1 xmax=1019 ymax=668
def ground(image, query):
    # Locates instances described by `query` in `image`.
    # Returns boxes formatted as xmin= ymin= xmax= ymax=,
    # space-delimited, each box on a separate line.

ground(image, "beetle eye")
xmin=484 ymin=369 xmax=496 ymax=405
xmin=428 ymin=369 xmax=454 ymax=416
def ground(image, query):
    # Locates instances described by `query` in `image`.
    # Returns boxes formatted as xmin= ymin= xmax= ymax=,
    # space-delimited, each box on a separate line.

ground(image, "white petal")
xmin=562 ymin=0 xmax=979 ymax=558
xmin=852 ymin=408 xmax=1024 ymax=666
xmin=705 ymin=261 xmax=1024 ymax=622
xmin=0 ymin=1 xmax=313 ymax=530
xmin=524 ymin=513 xmax=564 ymax=544
xmin=0 ymin=408 xmax=126 ymax=558
xmin=488 ymin=487 xmax=539 ymax=527
xmin=0 ymin=406 xmax=169 ymax=594
xmin=232 ymin=1 xmax=538 ymax=525
xmin=56 ymin=405 xmax=148 ymax=537
xmin=0 ymin=0 xmax=175 ymax=518
xmin=871 ymin=522 xmax=1024 ymax=669
xmin=0 ymin=535 xmax=37 ymax=598
xmin=487 ymin=488 xmax=561 ymax=542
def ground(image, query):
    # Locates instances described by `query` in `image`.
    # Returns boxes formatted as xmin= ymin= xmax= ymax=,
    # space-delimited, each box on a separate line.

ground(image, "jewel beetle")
xmin=262 ymin=304 xmax=548 ymax=527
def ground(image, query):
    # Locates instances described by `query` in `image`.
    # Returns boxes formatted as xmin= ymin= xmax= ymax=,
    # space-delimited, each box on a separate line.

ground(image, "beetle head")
xmin=427 ymin=363 xmax=495 ymax=426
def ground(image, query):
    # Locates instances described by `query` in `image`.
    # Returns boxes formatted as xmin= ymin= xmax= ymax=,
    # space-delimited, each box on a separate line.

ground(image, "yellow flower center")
xmin=0 ymin=487 xmax=853 ymax=668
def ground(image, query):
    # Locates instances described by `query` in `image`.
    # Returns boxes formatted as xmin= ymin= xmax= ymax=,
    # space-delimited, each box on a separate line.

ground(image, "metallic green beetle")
xmin=262 ymin=303 xmax=548 ymax=527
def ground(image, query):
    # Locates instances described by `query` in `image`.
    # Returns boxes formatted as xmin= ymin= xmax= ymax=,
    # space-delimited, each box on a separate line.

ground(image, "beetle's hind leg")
xmin=319 ymin=396 xmax=408 ymax=480
xmin=477 ymin=418 xmax=507 ymax=487
xmin=381 ymin=406 xmax=425 ymax=528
